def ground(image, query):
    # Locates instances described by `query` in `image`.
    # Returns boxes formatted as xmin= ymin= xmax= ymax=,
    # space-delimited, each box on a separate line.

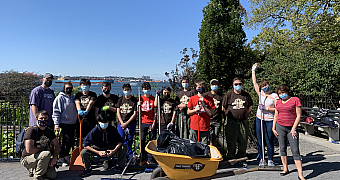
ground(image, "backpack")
xmin=16 ymin=126 xmax=38 ymax=155
xmin=16 ymin=126 xmax=53 ymax=156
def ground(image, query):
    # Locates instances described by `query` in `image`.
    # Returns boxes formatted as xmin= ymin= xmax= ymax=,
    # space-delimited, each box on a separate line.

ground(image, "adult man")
xmin=21 ymin=110 xmax=60 ymax=180
xmin=79 ymin=112 xmax=127 ymax=177
xmin=203 ymin=79 xmax=224 ymax=146
xmin=175 ymin=76 xmax=196 ymax=139
xmin=222 ymin=77 xmax=253 ymax=160
xmin=94 ymin=82 xmax=119 ymax=127
xmin=75 ymin=79 xmax=97 ymax=137
xmin=29 ymin=73 xmax=55 ymax=127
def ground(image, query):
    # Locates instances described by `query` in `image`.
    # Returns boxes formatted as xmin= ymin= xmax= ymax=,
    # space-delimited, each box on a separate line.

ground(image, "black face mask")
xmin=103 ymin=89 xmax=110 ymax=95
xmin=163 ymin=94 xmax=170 ymax=99
xmin=65 ymin=88 xmax=73 ymax=95
xmin=44 ymin=80 xmax=52 ymax=87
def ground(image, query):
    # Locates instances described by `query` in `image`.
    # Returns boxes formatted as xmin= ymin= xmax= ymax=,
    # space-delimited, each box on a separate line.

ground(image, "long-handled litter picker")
xmin=138 ymin=87 xmax=142 ymax=166
xmin=259 ymin=88 xmax=267 ymax=166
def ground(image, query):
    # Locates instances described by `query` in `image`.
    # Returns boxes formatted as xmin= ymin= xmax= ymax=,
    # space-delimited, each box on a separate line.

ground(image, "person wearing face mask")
xmin=273 ymin=85 xmax=305 ymax=180
xmin=251 ymin=63 xmax=279 ymax=166
xmin=94 ymin=82 xmax=119 ymax=127
xmin=29 ymin=73 xmax=56 ymax=128
xmin=175 ymin=76 xmax=196 ymax=139
xmin=21 ymin=110 xmax=60 ymax=180
xmin=203 ymin=79 xmax=224 ymax=146
xmin=222 ymin=77 xmax=253 ymax=160
xmin=154 ymin=87 xmax=178 ymax=133
xmin=187 ymin=80 xmax=215 ymax=145
xmin=115 ymin=83 xmax=138 ymax=158
xmin=52 ymin=82 xmax=77 ymax=167
xmin=79 ymin=112 xmax=127 ymax=177
xmin=75 ymin=79 xmax=97 ymax=138
xmin=138 ymin=82 xmax=157 ymax=164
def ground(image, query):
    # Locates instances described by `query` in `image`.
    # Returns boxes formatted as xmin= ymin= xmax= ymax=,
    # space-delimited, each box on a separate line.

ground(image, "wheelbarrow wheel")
xmin=150 ymin=166 xmax=167 ymax=179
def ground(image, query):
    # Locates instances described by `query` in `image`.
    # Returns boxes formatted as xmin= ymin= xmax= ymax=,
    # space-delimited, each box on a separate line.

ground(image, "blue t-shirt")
xmin=29 ymin=86 xmax=55 ymax=126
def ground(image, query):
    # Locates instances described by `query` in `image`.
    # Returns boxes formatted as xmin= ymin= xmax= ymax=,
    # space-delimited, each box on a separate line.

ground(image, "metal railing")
xmin=0 ymin=94 xmax=30 ymax=161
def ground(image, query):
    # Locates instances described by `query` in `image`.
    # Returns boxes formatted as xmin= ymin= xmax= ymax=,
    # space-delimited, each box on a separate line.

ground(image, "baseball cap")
xmin=210 ymin=79 xmax=218 ymax=85
xmin=43 ymin=73 xmax=54 ymax=79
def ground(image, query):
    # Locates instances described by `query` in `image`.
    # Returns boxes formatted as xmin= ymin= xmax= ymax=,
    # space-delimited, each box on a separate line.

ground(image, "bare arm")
xmin=187 ymin=108 xmax=196 ymax=115
xmin=154 ymin=94 xmax=158 ymax=108
xmin=107 ymin=142 xmax=123 ymax=156
xmin=125 ymin=111 xmax=137 ymax=125
xmin=171 ymin=110 xmax=177 ymax=124
xmin=293 ymin=106 xmax=302 ymax=130
xmin=86 ymin=100 xmax=95 ymax=112
xmin=85 ymin=146 xmax=106 ymax=157
xmin=116 ymin=108 xmax=125 ymax=125
xmin=272 ymin=101 xmax=278 ymax=137
xmin=75 ymin=100 xmax=81 ymax=111
xmin=252 ymin=71 xmax=260 ymax=96
xmin=31 ymin=105 xmax=38 ymax=119
xmin=24 ymin=140 xmax=45 ymax=154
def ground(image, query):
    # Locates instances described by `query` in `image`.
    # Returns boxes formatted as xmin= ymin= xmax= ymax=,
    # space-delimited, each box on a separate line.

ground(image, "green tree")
xmin=0 ymin=70 xmax=40 ymax=100
xmin=165 ymin=48 xmax=198 ymax=93
xmin=197 ymin=0 xmax=247 ymax=92
xmin=245 ymin=0 xmax=340 ymax=54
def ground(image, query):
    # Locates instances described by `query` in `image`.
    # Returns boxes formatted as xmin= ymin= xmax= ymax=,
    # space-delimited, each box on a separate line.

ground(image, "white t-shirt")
xmin=256 ymin=91 xmax=279 ymax=121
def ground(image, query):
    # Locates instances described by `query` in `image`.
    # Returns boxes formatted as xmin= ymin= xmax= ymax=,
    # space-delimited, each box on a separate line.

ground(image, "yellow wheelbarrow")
xmin=145 ymin=140 xmax=223 ymax=180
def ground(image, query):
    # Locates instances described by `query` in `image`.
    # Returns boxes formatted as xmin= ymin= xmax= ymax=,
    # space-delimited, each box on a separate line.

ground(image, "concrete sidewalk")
xmin=1 ymin=133 xmax=340 ymax=180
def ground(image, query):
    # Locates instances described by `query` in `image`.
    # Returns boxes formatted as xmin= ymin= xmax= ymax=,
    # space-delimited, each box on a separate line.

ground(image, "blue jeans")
xmin=117 ymin=123 xmax=136 ymax=156
xmin=255 ymin=117 xmax=274 ymax=160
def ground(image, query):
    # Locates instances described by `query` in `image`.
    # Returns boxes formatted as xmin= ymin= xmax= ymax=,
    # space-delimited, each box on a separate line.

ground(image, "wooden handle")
xmin=138 ymin=87 xmax=142 ymax=166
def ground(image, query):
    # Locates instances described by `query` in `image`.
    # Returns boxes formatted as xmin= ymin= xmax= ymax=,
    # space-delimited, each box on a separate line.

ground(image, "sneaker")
xmin=64 ymin=156 xmax=71 ymax=165
xmin=103 ymin=160 xmax=110 ymax=170
xmin=57 ymin=158 xmax=68 ymax=167
xmin=259 ymin=159 xmax=267 ymax=166
xmin=114 ymin=165 xmax=125 ymax=173
xmin=27 ymin=168 xmax=34 ymax=177
xmin=79 ymin=169 xmax=92 ymax=177
xmin=268 ymin=160 xmax=275 ymax=166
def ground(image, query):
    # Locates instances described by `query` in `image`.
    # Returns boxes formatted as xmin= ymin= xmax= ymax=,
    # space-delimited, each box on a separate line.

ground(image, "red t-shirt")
xmin=187 ymin=95 xmax=215 ymax=131
xmin=141 ymin=95 xmax=155 ymax=124
xmin=275 ymin=97 xmax=301 ymax=126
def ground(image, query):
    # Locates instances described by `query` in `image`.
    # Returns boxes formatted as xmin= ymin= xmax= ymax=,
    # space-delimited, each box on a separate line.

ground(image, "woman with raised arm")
xmin=251 ymin=63 xmax=279 ymax=166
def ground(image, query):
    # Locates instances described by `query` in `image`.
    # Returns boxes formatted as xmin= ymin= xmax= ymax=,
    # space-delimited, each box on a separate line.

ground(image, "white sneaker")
xmin=64 ymin=156 xmax=71 ymax=165
xmin=58 ymin=158 xmax=68 ymax=167
xmin=259 ymin=159 xmax=267 ymax=166
xmin=268 ymin=160 xmax=275 ymax=166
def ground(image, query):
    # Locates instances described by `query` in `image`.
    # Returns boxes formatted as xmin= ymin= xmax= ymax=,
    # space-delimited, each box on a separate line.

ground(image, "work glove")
xmin=78 ymin=110 xmax=84 ymax=116
xmin=252 ymin=63 xmax=258 ymax=73
xmin=258 ymin=104 xmax=267 ymax=111
xmin=83 ymin=110 xmax=88 ymax=116
xmin=167 ymin=123 xmax=173 ymax=130
xmin=125 ymin=128 xmax=130 ymax=135
xmin=101 ymin=106 xmax=110 ymax=111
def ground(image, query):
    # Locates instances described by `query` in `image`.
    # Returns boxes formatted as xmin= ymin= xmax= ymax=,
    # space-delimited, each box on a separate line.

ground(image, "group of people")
xmin=21 ymin=66 xmax=306 ymax=180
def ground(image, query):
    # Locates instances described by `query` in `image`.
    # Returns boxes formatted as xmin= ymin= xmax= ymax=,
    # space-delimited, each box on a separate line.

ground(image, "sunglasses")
xmin=233 ymin=83 xmax=243 ymax=86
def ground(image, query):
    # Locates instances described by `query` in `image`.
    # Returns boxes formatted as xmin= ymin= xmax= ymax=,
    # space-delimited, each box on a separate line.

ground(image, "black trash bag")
xmin=157 ymin=129 xmax=178 ymax=149
xmin=157 ymin=130 xmax=210 ymax=158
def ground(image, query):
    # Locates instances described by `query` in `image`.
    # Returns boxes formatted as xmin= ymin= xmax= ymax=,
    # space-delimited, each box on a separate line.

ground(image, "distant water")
xmin=50 ymin=81 xmax=170 ymax=96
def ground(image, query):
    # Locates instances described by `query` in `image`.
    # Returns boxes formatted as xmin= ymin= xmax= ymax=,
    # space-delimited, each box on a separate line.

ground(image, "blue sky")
xmin=0 ymin=0 xmax=260 ymax=80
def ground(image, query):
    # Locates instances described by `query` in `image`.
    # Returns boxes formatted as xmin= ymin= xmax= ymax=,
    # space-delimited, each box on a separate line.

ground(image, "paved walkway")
xmin=1 ymin=133 xmax=340 ymax=180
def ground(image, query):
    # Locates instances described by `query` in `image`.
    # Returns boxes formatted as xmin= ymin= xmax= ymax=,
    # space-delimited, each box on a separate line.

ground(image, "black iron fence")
xmin=0 ymin=94 xmax=29 ymax=161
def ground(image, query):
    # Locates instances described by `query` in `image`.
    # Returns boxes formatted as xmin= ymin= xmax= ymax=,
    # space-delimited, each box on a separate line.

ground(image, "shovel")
xmin=69 ymin=115 xmax=85 ymax=170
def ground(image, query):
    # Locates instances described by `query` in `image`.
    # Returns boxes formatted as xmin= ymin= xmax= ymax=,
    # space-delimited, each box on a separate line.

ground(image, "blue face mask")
xmin=81 ymin=85 xmax=89 ymax=92
xmin=262 ymin=86 xmax=270 ymax=92
xmin=182 ymin=83 xmax=189 ymax=89
xmin=99 ymin=122 xmax=109 ymax=129
xmin=123 ymin=90 xmax=131 ymax=96
xmin=143 ymin=90 xmax=150 ymax=95
xmin=279 ymin=93 xmax=288 ymax=99
xmin=211 ymin=85 xmax=218 ymax=91
xmin=234 ymin=85 xmax=242 ymax=91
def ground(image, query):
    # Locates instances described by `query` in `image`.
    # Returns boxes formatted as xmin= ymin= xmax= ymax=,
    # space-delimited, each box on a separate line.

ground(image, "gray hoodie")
xmin=52 ymin=91 xmax=77 ymax=125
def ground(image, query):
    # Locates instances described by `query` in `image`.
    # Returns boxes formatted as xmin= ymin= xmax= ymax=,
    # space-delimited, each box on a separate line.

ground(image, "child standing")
xmin=187 ymin=80 xmax=215 ymax=145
